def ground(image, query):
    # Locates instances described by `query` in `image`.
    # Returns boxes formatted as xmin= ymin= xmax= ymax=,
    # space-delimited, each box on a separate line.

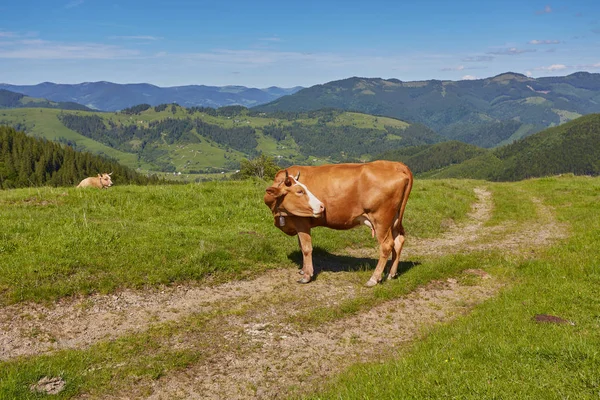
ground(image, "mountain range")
xmin=256 ymin=71 xmax=600 ymax=148
xmin=1 ymin=71 xmax=600 ymax=181
xmin=0 ymin=82 xmax=303 ymax=112
xmin=4 ymin=72 xmax=600 ymax=150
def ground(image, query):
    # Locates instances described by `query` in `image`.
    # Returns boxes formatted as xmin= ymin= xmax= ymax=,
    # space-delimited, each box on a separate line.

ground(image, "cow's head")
xmin=99 ymin=172 xmax=113 ymax=188
xmin=264 ymin=171 xmax=324 ymax=218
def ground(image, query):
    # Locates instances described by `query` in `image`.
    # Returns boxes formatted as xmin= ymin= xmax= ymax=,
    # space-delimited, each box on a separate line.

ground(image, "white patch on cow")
xmin=295 ymin=181 xmax=324 ymax=216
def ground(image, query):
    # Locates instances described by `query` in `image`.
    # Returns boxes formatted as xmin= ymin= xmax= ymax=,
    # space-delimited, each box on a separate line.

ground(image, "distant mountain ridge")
xmin=0 ymin=89 xmax=92 ymax=111
xmin=255 ymin=71 xmax=600 ymax=148
xmin=0 ymin=82 xmax=303 ymax=112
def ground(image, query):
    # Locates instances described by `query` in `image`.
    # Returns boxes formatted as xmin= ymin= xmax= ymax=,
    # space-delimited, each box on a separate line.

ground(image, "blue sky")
xmin=1 ymin=0 xmax=599 ymax=88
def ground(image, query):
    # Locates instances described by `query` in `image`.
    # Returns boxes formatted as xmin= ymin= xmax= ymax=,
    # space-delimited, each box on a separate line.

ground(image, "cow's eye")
xmin=297 ymin=189 xmax=304 ymax=195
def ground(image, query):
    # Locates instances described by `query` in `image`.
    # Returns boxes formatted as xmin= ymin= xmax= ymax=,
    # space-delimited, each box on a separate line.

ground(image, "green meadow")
xmin=309 ymin=176 xmax=600 ymax=400
xmin=0 ymin=176 xmax=598 ymax=398
xmin=0 ymin=179 xmax=474 ymax=305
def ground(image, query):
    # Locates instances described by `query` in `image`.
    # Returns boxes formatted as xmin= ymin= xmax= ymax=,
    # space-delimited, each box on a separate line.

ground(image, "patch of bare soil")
xmin=30 ymin=376 xmax=66 ymax=395
xmin=0 ymin=187 xmax=567 ymax=399
xmin=0 ymin=269 xmax=299 ymax=360
xmin=134 ymin=271 xmax=500 ymax=400
xmin=348 ymin=188 xmax=567 ymax=259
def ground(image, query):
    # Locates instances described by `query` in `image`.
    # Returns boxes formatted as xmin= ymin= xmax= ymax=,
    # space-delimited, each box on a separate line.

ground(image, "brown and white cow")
xmin=76 ymin=173 xmax=113 ymax=189
xmin=264 ymin=160 xmax=413 ymax=286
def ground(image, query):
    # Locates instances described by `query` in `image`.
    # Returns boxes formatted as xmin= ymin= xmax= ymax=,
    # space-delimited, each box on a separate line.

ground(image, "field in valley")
xmin=0 ymin=176 xmax=599 ymax=399
xmin=0 ymin=107 xmax=416 ymax=176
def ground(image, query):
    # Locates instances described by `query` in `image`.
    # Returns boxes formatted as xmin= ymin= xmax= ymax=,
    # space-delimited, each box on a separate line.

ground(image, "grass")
xmin=0 ymin=176 xmax=476 ymax=399
xmin=0 ymin=178 xmax=476 ymax=305
xmin=2 ymin=176 xmax=598 ymax=399
xmin=306 ymin=175 xmax=600 ymax=400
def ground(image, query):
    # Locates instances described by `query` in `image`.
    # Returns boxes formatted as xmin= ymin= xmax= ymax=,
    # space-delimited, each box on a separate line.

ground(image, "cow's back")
xmin=77 ymin=177 xmax=100 ymax=188
xmin=278 ymin=161 xmax=412 ymax=228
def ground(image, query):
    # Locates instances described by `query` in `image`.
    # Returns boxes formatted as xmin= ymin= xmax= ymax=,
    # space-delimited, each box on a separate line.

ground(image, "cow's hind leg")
xmin=387 ymin=223 xmax=406 ymax=280
xmin=366 ymin=227 xmax=394 ymax=287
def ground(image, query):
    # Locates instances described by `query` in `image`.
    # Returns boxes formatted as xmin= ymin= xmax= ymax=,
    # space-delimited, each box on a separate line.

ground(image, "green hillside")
xmin=378 ymin=141 xmax=488 ymax=174
xmin=428 ymin=113 xmax=600 ymax=180
xmin=255 ymin=72 xmax=600 ymax=147
xmin=0 ymin=126 xmax=163 ymax=189
xmin=0 ymin=106 xmax=439 ymax=174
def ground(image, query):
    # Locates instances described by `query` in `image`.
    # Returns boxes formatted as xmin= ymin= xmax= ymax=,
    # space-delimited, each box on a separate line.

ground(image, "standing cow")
xmin=264 ymin=160 xmax=413 ymax=286
xmin=76 ymin=173 xmax=113 ymax=189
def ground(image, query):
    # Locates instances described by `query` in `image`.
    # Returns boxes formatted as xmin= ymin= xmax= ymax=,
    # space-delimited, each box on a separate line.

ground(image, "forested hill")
xmin=378 ymin=141 xmax=488 ymax=174
xmin=255 ymin=72 xmax=600 ymax=148
xmin=0 ymin=126 xmax=163 ymax=189
xmin=407 ymin=113 xmax=600 ymax=181
xmin=0 ymin=106 xmax=440 ymax=174
xmin=0 ymin=89 xmax=92 ymax=111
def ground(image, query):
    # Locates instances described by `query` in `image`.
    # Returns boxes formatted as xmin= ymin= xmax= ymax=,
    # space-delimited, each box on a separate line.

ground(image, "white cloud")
xmin=536 ymin=5 xmax=552 ymax=15
xmin=462 ymin=75 xmax=477 ymax=80
xmin=259 ymin=37 xmax=282 ymax=42
xmin=526 ymin=70 xmax=533 ymax=77
xmin=109 ymin=35 xmax=162 ymax=41
xmin=529 ymin=39 xmax=560 ymax=45
xmin=0 ymin=39 xmax=140 ymax=59
xmin=576 ymin=62 xmax=600 ymax=68
xmin=0 ymin=31 xmax=16 ymax=38
xmin=441 ymin=65 xmax=465 ymax=71
xmin=65 ymin=0 xmax=84 ymax=9
xmin=488 ymin=47 xmax=536 ymax=55
xmin=535 ymin=64 xmax=569 ymax=71
xmin=440 ymin=64 xmax=488 ymax=72
xmin=179 ymin=49 xmax=351 ymax=68
xmin=462 ymin=55 xmax=494 ymax=62
xmin=533 ymin=63 xmax=600 ymax=72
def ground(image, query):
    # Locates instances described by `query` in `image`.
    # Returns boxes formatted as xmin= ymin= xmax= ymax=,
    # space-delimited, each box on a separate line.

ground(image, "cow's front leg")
xmin=297 ymin=230 xmax=314 ymax=283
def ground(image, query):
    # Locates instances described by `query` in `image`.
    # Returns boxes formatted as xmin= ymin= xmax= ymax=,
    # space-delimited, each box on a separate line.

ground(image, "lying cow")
xmin=264 ymin=160 xmax=413 ymax=286
xmin=76 ymin=173 xmax=113 ymax=189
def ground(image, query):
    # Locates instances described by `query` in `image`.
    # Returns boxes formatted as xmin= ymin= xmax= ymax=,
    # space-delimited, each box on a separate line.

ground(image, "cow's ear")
xmin=97 ymin=174 xmax=102 ymax=178
xmin=265 ymin=186 xmax=283 ymax=198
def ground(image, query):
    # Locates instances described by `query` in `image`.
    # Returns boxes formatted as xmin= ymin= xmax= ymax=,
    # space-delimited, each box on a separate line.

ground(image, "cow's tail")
xmin=396 ymin=166 xmax=413 ymax=230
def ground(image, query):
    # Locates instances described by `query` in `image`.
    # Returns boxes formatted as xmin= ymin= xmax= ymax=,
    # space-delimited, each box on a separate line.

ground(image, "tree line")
xmin=57 ymin=114 xmax=259 ymax=163
xmin=261 ymin=122 xmax=440 ymax=160
xmin=0 ymin=126 xmax=164 ymax=189
xmin=381 ymin=113 xmax=600 ymax=181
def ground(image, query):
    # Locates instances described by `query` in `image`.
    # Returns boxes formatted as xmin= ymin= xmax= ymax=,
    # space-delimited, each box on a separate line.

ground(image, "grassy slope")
xmin=0 ymin=108 xmax=147 ymax=169
xmin=0 ymin=179 xmax=475 ymax=305
xmin=0 ymin=177 xmax=598 ymax=398
xmin=309 ymin=176 xmax=600 ymax=399
xmin=426 ymin=113 xmax=600 ymax=181
xmin=0 ymin=107 xmax=414 ymax=174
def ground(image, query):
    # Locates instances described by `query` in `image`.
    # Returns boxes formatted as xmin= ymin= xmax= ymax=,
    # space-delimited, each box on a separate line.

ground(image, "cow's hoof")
xmin=298 ymin=276 xmax=311 ymax=284
xmin=387 ymin=274 xmax=397 ymax=281
xmin=298 ymin=269 xmax=305 ymax=275
xmin=365 ymin=278 xmax=378 ymax=287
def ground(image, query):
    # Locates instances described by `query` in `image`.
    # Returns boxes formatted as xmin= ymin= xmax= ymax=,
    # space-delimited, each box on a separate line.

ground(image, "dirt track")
xmin=0 ymin=188 xmax=567 ymax=399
